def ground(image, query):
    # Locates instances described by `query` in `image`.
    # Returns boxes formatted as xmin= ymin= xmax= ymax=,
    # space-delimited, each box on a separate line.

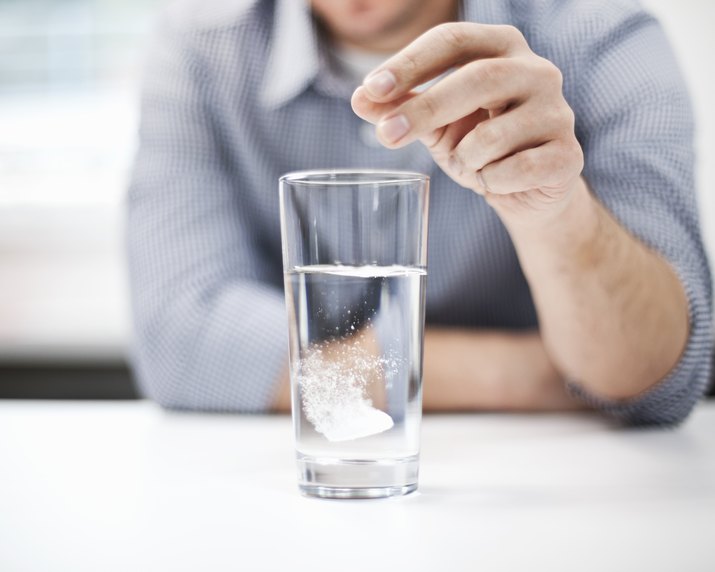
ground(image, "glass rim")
xmin=280 ymin=169 xmax=429 ymax=186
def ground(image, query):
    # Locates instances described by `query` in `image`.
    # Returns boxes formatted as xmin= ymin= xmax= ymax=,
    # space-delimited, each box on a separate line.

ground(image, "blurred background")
xmin=0 ymin=0 xmax=160 ymax=397
xmin=0 ymin=0 xmax=713 ymax=399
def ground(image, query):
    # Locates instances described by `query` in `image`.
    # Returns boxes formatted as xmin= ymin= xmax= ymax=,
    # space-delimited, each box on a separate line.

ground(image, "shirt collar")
xmin=260 ymin=0 xmax=503 ymax=109
xmin=260 ymin=0 xmax=320 ymax=109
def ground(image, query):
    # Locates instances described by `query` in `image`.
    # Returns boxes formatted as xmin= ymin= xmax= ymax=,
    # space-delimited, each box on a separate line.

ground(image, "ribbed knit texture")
xmin=126 ymin=0 xmax=712 ymax=423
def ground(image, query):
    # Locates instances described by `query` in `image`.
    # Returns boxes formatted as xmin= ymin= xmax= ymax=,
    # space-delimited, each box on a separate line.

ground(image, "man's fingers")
xmin=452 ymin=99 xmax=572 ymax=172
xmin=373 ymin=57 xmax=536 ymax=148
xmin=362 ymin=22 xmax=528 ymax=102
xmin=350 ymin=87 xmax=415 ymax=124
xmin=420 ymin=108 xmax=490 ymax=155
xmin=352 ymin=87 xmax=487 ymax=159
xmin=478 ymin=139 xmax=584 ymax=195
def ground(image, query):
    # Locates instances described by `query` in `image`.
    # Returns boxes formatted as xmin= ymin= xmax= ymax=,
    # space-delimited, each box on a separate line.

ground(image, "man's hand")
xmin=352 ymin=21 xmax=690 ymax=402
xmin=351 ymin=22 xmax=584 ymax=224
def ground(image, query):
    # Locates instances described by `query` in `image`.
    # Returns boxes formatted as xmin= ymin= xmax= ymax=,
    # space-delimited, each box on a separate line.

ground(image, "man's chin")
xmin=318 ymin=0 xmax=428 ymax=51
xmin=339 ymin=17 xmax=413 ymax=49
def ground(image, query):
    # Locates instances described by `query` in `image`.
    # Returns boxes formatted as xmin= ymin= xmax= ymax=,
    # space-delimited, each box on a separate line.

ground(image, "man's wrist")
xmin=499 ymin=177 xmax=604 ymax=270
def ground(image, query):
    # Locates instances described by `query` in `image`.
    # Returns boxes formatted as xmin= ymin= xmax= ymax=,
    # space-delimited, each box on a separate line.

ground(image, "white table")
xmin=1 ymin=400 xmax=714 ymax=572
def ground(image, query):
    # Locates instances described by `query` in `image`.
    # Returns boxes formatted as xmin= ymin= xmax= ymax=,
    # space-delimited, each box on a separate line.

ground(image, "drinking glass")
xmin=279 ymin=170 xmax=429 ymax=499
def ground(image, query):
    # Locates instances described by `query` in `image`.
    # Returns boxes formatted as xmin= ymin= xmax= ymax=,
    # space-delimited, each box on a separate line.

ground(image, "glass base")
xmin=297 ymin=454 xmax=419 ymax=499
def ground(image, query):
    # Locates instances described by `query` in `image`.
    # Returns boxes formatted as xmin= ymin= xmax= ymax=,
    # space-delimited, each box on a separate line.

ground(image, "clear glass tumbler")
xmin=279 ymin=170 xmax=430 ymax=499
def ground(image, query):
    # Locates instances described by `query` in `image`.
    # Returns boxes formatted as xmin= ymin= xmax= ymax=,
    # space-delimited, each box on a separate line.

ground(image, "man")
xmin=127 ymin=0 xmax=713 ymax=424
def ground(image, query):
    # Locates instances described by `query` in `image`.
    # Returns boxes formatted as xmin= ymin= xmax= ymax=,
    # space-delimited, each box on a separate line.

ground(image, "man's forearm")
xmin=273 ymin=328 xmax=583 ymax=412
xmin=499 ymin=178 xmax=690 ymax=400
xmin=422 ymin=328 xmax=583 ymax=411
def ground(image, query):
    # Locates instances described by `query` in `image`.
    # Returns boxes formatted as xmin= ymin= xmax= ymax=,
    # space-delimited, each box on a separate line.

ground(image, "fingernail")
xmin=377 ymin=114 xmax=410 ymax=143
xmin=364 ymin=70 xmax=397 ymax=98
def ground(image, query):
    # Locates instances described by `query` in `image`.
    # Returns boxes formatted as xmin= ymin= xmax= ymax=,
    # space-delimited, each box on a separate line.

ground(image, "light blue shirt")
xmin=127 ymin=0 xmax=713 ymax=424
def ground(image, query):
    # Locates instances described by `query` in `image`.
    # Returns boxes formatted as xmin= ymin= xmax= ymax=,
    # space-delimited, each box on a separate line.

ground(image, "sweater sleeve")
xmin=126 ymin=16 xmax=288 ymax=412
xmin=533 ymin=1 xmax=713 ymax=425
